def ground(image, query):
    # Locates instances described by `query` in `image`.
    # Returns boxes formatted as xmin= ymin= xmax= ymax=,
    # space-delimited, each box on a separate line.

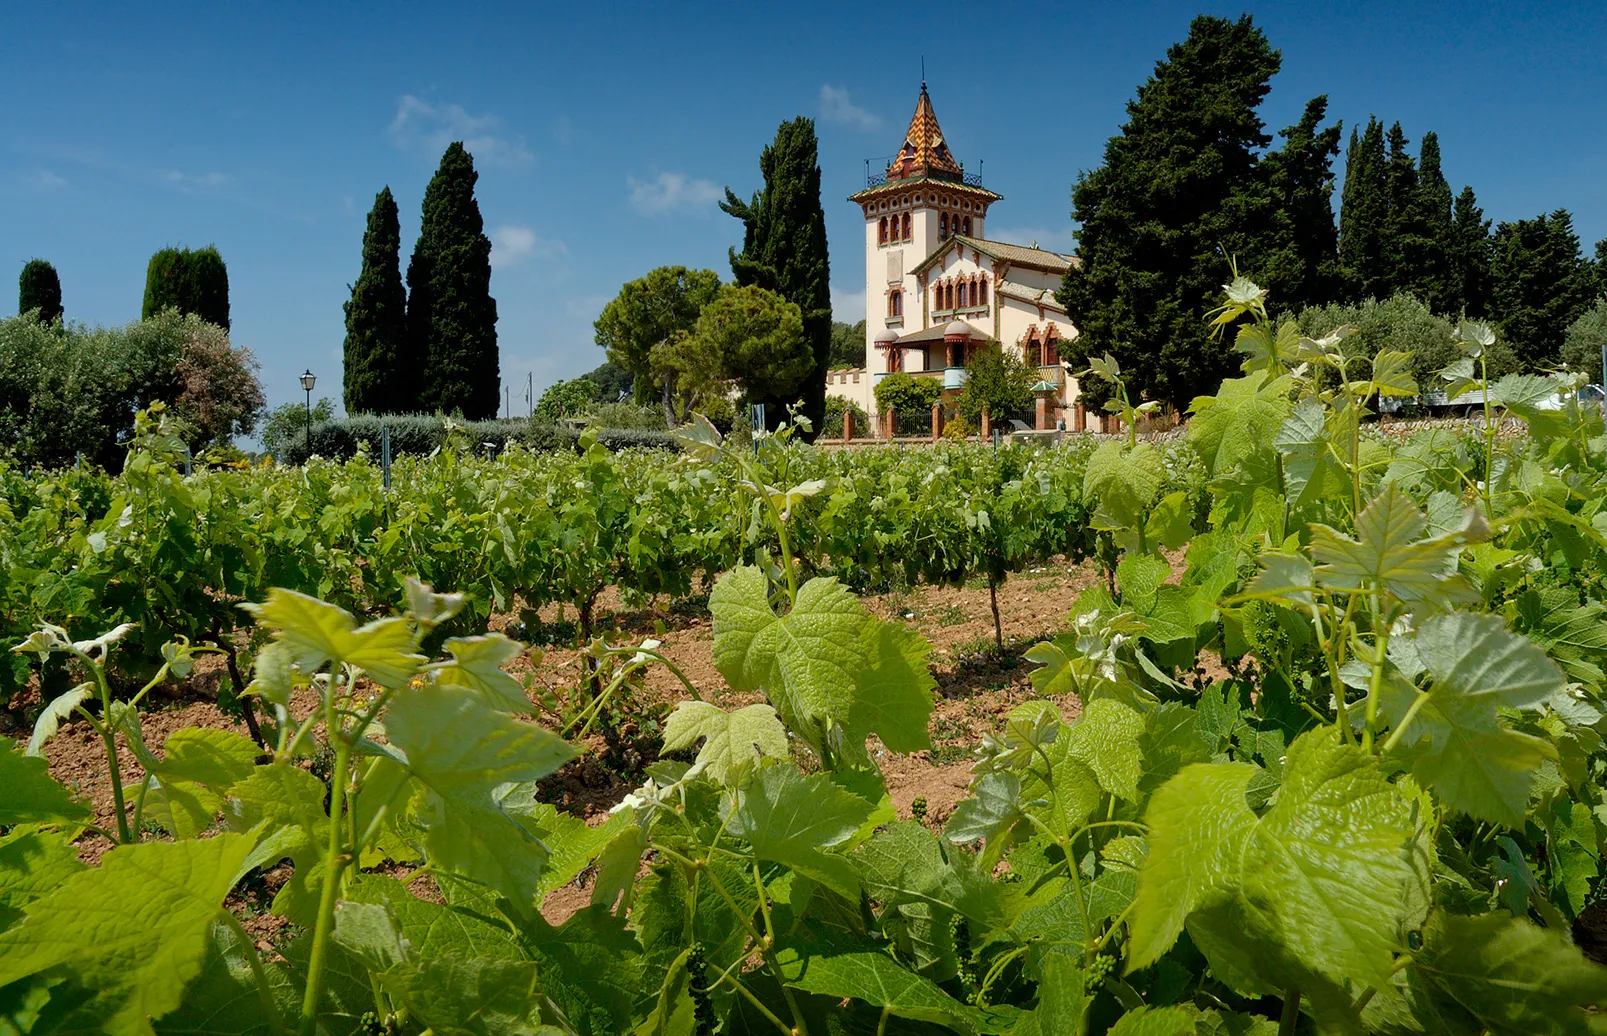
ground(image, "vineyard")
xmin=4 ymin=278 xmax=1607 ymax=1035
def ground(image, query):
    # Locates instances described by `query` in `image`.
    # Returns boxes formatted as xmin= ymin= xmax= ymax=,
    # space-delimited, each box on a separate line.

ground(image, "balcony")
xmin=944 ymin=367 xmax=967 ymax=390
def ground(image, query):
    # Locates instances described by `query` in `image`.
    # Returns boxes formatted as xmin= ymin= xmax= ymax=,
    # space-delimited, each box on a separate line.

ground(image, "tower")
xmin=848 ymin=84 xmax=1002 ymax=379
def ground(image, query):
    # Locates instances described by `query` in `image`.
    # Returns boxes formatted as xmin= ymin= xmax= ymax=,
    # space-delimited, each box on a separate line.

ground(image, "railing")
xmin=866 ymin=171 xmax=888 ymax=188
xmin=963 ymin=172 xmax=984 ymax=187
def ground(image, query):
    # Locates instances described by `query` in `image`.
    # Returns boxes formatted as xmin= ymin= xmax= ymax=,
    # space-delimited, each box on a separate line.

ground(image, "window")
xmin=979 ymin=278 xmax=989 ymax=305
xmin=946 ymin=283 xmax=955 ymax=310
xmin=901 ymin=213 xmax=911 ymax=240
xmin=940 ymin=213 xmax=949 ymax=238
xmin=963 ymin=216 xmax=973 ymax=236
xmin=878 ymin=217 xmax=887 ymax=245
xmin=887 ymin=290 xmax=902 ymax=318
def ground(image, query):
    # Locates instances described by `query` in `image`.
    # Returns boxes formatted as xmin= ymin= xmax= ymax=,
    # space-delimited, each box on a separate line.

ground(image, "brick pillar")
xmin=884 ymin=410 xmax=895 ymax=440
xmin=980 ymin=409 xmax=991 ymax=440
xmin=1036 ymin=395 xmax=1049 ymax=430
xmin=1074 ymin=403 xmax=1086 ymax=432
xmin=931 ymin=402 xmax=942 ymax=441
xmin=843 ymin=409 xmax=854 ymax=442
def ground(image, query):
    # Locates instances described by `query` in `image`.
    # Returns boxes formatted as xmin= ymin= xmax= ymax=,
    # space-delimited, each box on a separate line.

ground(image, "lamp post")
xmin=300 ymin=370 xmax=316 ymax=456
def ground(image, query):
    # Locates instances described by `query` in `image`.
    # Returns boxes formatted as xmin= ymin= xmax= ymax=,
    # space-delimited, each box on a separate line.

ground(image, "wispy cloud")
xmin=987 ymin=226 xmax=1078 ymax=252
xmin=389 ymin=94 xmax=534 ymax=167
xmin=627 ymin=172 xmax=723 ymax=215
xmin=492 ymin=224 xmax=567 ymax=266
xmin=162 ymin=170 xmax=232 ymax=190
xmin=819 ymin=85 xmax=880 ymax=131
xmin=22 ymin=168 xmax=67 ymax=190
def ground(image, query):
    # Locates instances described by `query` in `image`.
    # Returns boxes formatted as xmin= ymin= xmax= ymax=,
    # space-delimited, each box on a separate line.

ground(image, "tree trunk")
xmin=989 ymin=575 xmax=1003 ymax=653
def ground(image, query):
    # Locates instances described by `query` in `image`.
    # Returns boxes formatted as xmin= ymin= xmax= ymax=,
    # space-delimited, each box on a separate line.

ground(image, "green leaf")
xmin=634 ymin=947 xmax=696 ymax=1036
xmin=386 ymin=684 xmax=579 ymax=915
xmin=0 ymin=832 xmax=257 ymax=1036
xmin=1131 ymin=730 xmax=1415 ymax=990
xmin=26 ymin=683 xmax=93 ymax=756
xmin=1382 ymin=612 xmax=1565 ymax=827
xmin=242 ymin=588 xmax=423 ymax=688
xmin=1275 ymin=400 xmax=1350 ymax=512
xmin=1242 ymin=552 xmax=1316 ymax=609
xmin=1064 ymin=698 xmax=1145 ymax=801
xmin=1117 ymin=553 xmax=1170 ymax=603
xmin=0 ymin=830 xmax=86 ymax=931
xmin=380 ymin=958 xmax=557 ymax=1036
xmin=332 ymin=899 xmax=411 ymax=973
xmin=946 ymin=772 xmax=1024 ymax=845
xmin=145 ymin=728 xmax=261 ymax=840
xmin=225 ymin=763 xmax=331 ymax=925
xmin=847 ymin=620 xmax=937 ymax=754
xmin=1106 ymin=1006 xmax=1199 ymax=1036
xmin=1369 ymin=349 xmax=1420 ymax=398
xmin=499 ymin=790 xmax=635 ymax=898
xmin=775 ymin=942 xmax=1012 ymax=1035
xmin=1084 ymin=442 xmax=1163 ymax=532
xmin=726 ymin=766 xmax=872 ymax=899
xmin=1188 ymin=370 xmax=1295 ymax=477
xmin=435 ymin=633 xmax=531 ymax=712
xmin=1310 ymin=482 xmax=1479 ymax=607
xmin=661 ymin=701 xmax=789 ymax=787
xmin=0 ymin=736 xmax=91 ymax=826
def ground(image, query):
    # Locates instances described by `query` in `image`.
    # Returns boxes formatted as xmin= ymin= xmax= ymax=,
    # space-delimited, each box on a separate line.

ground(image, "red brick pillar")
xmin=1074 ymin=403 xmax=1086 ymax=432
xmin=884 ymin=410 xmax=895 ymax=440
xmin=843 ymin=409 xmax=854 ymax=442
xmin=1036 ymin=395 xmax=1049 ymax=430
xmin=931 ymin=402 xmax=942 ymax=441
xmin=980 ymin=409 xmax=991 ymax=440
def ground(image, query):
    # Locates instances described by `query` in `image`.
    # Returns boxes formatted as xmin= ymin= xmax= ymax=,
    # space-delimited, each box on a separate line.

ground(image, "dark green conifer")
xmin=18 ymin=259 xmax=62 ymax=324
xmin=343 ymin=187 xmax=408 ymax=414
xmin=141 ymin=245 xmax=229 ymax=328
xmin=1257 ymin=95 xmax=1346 ymax=312
xmin=1339 ymin=117 xmax=1390 ymax=299
xmin=720 ymin=117 xmax=831 ymax=434
xmin=406 ymin=143 xmax=499 ymax=418
xmin=1056 ymin=14 xmax=1281 ymax=410
xmin=1406 ymin=132 xmax=1457 ymax=312
xmin=1489 ymin=210 xmax=1595 ymax=369
xmin=1452 ymin=187 xmax=1493 ymax=317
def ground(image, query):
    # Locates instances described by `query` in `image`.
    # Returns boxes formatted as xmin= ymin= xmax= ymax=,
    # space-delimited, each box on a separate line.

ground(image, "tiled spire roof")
xmin=887 ymin=85 xmax=963 ymax=183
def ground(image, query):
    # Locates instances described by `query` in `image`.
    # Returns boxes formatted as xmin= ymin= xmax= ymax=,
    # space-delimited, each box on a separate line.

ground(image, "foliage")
xmin=142 ymin=245 xmax=230 ymax=330
xmin=958 ymin=341 xmax=1036 ymax=425
xmin=171 ymin=318 xmax=265 ymax=448
xmin=654 ymin=284 xmax=811 ymax=424
xmin=580 ymin=399 xmax=665 ymax=431
xmin=722 ymin=117 xmax=832 ymax=434
xmin=406 ymin=142 xmax=499 ymax=418
xmin=581 ymin=359 xmax=634 ymax=403
xmin=822 ymin=394 xmax=868 ymax=439
xmin=534 ymin=377 xmax=599 ymax=423
xmin=277 ymin=413 xmax=678 ymax=464
xmin=1256 ymin=95 xmax=1347 ymax=313
xmin=1452 ymin=185 xmax=1494 ymax=317
xmin=594 ymin=266 xmax=721 ymax=409
xmin=17 ymin=258 xmax=62 ymax=325
xmin=1057 ymin=14 xmax=1285 ymax=412
xmin=261 ymin=397 xmax=337 ymax=458
xmin=1296 ymin=292 xmax=1516 ymax=388
xmin=1560 ymin=296 xmax=1607 ymax=383
xmin=829 ymin=319 xmax=866 ymax=368
xmin=343 ymin=187 xmax=408 ymax=415
xmin=942 ymin=412 xmax=970 ymax=439
xmin=874 ymin=371 xmax=941 ymax=418
xmin=1490 ymin=209 xmax=1598 ymax=369
xmin=1340 ymin=116 xmax=1390 ymax=301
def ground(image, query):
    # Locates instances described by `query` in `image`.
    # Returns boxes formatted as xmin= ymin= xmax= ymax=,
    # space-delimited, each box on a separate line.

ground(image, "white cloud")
xmin=389 ymin=94 xmax=534 ymax=167
xmin=23 ymin=168 xmax=67 ymax=189
xmin=987 ymin=226 xmax=1078 ymax=252
xmin=491 ymin=224 xmax=567 ymax=266
xmin=819 ymin=85 xmax=880 ymax=131
xmin=831 ymin=288 xmax=866 ymax=323
xmin=627 ymin=172 xmax=723 ymax=215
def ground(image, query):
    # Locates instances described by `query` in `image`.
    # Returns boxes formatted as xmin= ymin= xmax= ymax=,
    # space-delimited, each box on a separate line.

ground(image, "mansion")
xmin=826 ymin=84 xmax=1085 ymax=433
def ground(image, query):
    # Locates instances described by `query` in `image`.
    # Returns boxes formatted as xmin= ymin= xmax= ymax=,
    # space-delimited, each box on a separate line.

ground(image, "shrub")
xmin=534 ymin=377 xmax=598 ymax=422
xmin=942 ymin=412 xmax=971 ymax=439
xmin=1560 ymin=297 xmax=1607 ymax=383
xmin=873 ymin=371 xmax=940 ymax=418
xmin=821 ymin=395 xmax=868 ymax=439
xmin=581 ymin=400 xmax=666 ymax=431
xmin=1296 ymin=292 xmax=1518 ymax=388
xmin=957 ymin=341 xmax=1036 ymax=426
xmin=280 ymin=414 xmax=678 ymax=464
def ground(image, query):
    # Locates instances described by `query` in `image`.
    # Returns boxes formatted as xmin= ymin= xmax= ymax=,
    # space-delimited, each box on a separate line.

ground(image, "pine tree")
xmin=1595 ymin=237 xmax=1607 ymax=299
xmin=1489 ymin=209 xmax=1595 ymax=369
xmin=343 ymin=188 xmax=408 ymax=414
xmin=1451 ymin=187 xmax=1493 ymax=317
xmin=1406 ymin=132 xmax=1457 ymax=312
xmin=18 ymin=259 xmax=62 ymax=324
xmin=141 ymin=246 xmax=229 ymax=328
xmin=1382 ymin=122 xmax=1434 ymax=304
xmin=406 ymin=143 xmax=499 ymax=418
xmin=1256 ymin=95 xmax=1346 ymax=312
xmin=1339 ymin=117 xmax=1390 ymax=299
xmin=720 ymin=117 xmax=831 ymax=434
xmin=1056 ymin=14 xmax=1281 ymax=411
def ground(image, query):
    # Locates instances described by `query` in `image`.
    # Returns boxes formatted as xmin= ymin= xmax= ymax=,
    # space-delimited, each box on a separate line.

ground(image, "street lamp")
xmin=300 ymin=370 xmax=317 ymax=456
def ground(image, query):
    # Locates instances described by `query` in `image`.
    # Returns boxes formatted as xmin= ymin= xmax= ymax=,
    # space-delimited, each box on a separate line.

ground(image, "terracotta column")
xmin=884 ymin=410 xmax=895 ymax=440
xmin=931 ymin=402 xmax=942 ymax=441
xmin=1036 ymin=394 xmax=1049 ymax=430
xmin=1074 ymin=402 xmax=1086 ymax=433
xmin=980 ymin=408 xmax=991 ymax=440
xmin=843 ymin=409 xmax=854 ymax=442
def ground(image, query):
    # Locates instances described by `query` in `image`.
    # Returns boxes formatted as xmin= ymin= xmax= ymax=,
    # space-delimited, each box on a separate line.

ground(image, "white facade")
xmin=827 ymin=85 xmax=1083 ymax=433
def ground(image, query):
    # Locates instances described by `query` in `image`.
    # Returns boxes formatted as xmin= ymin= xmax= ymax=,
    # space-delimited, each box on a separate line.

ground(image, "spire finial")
xmin=921 ymin=56 xmax=926 ymax=92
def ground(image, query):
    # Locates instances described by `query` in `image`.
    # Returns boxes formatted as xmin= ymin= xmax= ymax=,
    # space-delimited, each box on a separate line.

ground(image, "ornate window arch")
xmin=963 ymin=216 xmax=973 ymax=237
xmin=940 ymin=212 xmax=949 ymax=238
xmin=901 ymin=212 xmax=911 ymax=240
xmin=878 ymin=217 xmax=887 ymax=245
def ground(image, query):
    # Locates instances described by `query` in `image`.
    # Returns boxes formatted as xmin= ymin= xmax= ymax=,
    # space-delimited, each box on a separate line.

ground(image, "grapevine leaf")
xmin=945 ymin=772 xmax=1024 ymax=845
xmin=0 ymin=736 xmax=91 ymax=826
xmin=1117 ymin=553 xmax=1170 ymax=603
xmin=774 ymin=941 xmax=1014 ymax=1035
xmin=436 ymin=633 xmax=530 ymax=713
xmin=499 ymin=791 xmax=635 ymax=898
xmin=1188 ymin=370 xmax=1295 ymax=477
xmin=26 ymin=682 xmax=93 ymax=756
xmin=1310 ymin=482 xmax=1479 ymax=607
xmin=1369 ymin=350 xmax=1420 ymax=398
xmin=225 ymin=763 xmax=331 ymax=925
xmin=242 ymin=588 xmax=423 ymax=688
xmin=379 ymin=958 xmax=553 ymax=1036
xmin=523 ymin=903 xmax=647 ymax=1034
xmin=661 ymin=701 xmax=788 ymax=787
xmin=1064 ymin=698 xmax=1145 ymax=801
xmin=847 ymin=620 xmax=937 ymax=754
xmin=0 ymin=832 xmax=257 ymax=1036
xmin=1275 ymin=400 xmax=1349 ymax=511
xmin=0 ymin=830 xmax=86 ymax=931
xmin=145 ymin=728 xmax=260 ymax=839
xmin=1012 ymin=952 xmax=1086 ymax=1035
xmin=385 ymin=685 xmax=578 ymax=916
xmin=332 ymin=900 xmax=411 ymax=973
xmin=634 ymin=946 xmax=696 ymax=1036
xmin=1382 ymin=612 xmax=1565 ymax=827
xmin=1085 ymin=442 xmax=1163 ymax=532
xmin=1106 ymin=1006 xmax=1199 ymax=1036
xmin=726 ymin=766 xmax=872 ymax=899
xmin=1242 ymin=552 xmax=1316 ymax=609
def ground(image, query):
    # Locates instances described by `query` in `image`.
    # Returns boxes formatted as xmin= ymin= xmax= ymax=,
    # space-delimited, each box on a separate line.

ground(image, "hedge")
xmin=279 ymin=415 xmax=677 ymax=464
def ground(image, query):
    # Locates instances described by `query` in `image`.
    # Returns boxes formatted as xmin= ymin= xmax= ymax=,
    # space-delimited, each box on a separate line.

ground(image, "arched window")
xmin=878 ymin=217 xmax=887 ymax=245
xmin=963 ymin=216 xmax=973 ymax=237
xmin=888 ymin=290 xmax=902 ymax=318
xmin=940 ymin=213 xmax=949 ymax=238
xmin=901 ymin=213 xmax=911 ymax=240
xmin=946 ymin=283 xmax=955 ymax=310
xmin=888 ymin=346 xmax=902 ymax=373
xmin=979 ymin=278 xmax=989 ymax=305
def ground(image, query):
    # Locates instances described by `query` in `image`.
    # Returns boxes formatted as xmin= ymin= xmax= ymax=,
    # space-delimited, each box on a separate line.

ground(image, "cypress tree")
xmin=1407 ymin=132 xmax=1457 ymax=313
xmin=1056 ymin=14 xmax=1281 ymax=411
xmin=18 ymin=259 xmax=62 ymax=324
xmin=1451 ymin=187 xmax=1493 ymax=317
xmin=1595 ymin=237 xmax=1607 ymax=299
xmin=406 ymin=143 xmax=499 ymax=418
xmin=1256 ymin=95 xmax=1346 ymax=312
xmin=720 ymin=118 xmax=831 ymax=434
xmin=141 ymin=245 xmax=229 ymax=328
xmin=1339 ymin=117 xmax=1390 ymax=299
xmin=1489 ymin=210 xmax=1595 ymax=369
xmin=343 ymin=187 xmax=408 ymax=414
xmin=1382 ymin=122 xmax=1432 ymax=302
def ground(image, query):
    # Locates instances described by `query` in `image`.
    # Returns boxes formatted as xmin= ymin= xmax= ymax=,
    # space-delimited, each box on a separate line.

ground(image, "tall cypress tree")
xmin=1256 ymin=95 xmax=1345 ymax=312
xmin=1489 ymin=210 xmax=1595 ymax=369
xmin=1406 ymin=132 xmax=1457 ymax=313
xmin=1056 ymin=14 xmax=1281 ymax=411
xmin=343 ymin=187 xmax=407 ymax=414
xmin=141 ymin=245 xmax=229 ymax=328
xmin=1595 ymin=237 xmax=1607 ymax=299
xmin=18 ymin=259 xmax=63 ymax=324
xmin=1339 ymin=117 xmax=1390 ymax=299
xmin=720 ymin=117 xmax=831 ymax=434
xmin=1451 ymin=187 xmax=1493 ymax=317
xmin=406 ymin=143 xmax=499 ymax=418
xmin=1382 ymin=122 xmax=1433 ymax=303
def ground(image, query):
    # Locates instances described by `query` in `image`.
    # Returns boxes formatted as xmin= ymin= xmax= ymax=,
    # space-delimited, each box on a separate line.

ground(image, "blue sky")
xmin=3 ymin=1 xmax=1604 ymax=416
